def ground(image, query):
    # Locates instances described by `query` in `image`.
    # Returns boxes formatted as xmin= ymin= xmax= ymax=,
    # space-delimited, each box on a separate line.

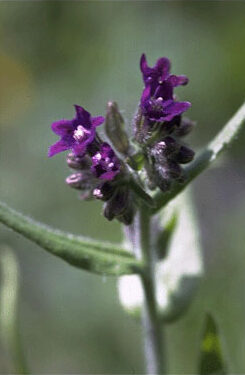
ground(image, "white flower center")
xmin=73 ymin=125 xmax=88 ymax=142
xmin=93 ymin=152 xmax=102 ymax=162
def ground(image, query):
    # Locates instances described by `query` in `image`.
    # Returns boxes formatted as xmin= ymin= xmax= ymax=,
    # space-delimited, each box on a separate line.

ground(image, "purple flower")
xmin=141 ymin=86 xmax=191 ymax=122
xmin=91 ymin=143 xmax=121 ymax=181
xmin=140 ymin=54 xmax=191 ymax=123
xmin=48 ymin=105 xmax=104 ymax=157
xmin=140 ymin=53 xmax=188 ymax=97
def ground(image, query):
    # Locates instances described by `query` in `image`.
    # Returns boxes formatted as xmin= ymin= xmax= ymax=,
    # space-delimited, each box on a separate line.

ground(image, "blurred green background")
xmin=0 ymin=1 xmax=245 ymax=373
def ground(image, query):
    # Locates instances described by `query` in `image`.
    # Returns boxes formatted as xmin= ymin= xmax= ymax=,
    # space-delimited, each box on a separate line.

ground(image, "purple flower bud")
xmin=93 ymin=182 xmax=115 ymax=201
xmin=176 ymin=146 xmax=195 ymax=164
xmin=165 ymin=160 xmax=183 ymax=179
xmin=103 ymin=188 xmax=129 ymax=221
xmin=154 ymin=165 xmax=172 ymax=192
xmin=48 ymin=105 xmax=104 ymax=157
xmin=66 ymin=172 xmax=94 ymax=190
xmin=105 ymin=101 xmax=129 ymax=154
xmin=174 ymin=117 xmax=195 ymax=137
xmin=66 ymin=173 xmax=85 ymax=189
xmin=66 ymin=152 xmax=91 ymax=170
xmin=151 ymin=137 xmax=180 ymax=163
xmin=154 ymin=160 xmax=183 ymax=192
xmin=117 ymin=202 xmax=135 ymax=225
xmin=91 ymin=143 xmax=121 ymax=181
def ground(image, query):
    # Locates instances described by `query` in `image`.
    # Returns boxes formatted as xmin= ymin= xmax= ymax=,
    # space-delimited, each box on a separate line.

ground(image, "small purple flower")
xmin=141 ymin=86 xmax=191 ymax=123
xmin=48 ymin=105 xmax=104 ymax=157
xmin=91 ymin=143 xmax=121 ymax=181
xmin=140 ymin=53 xmax=188 ymax=97
xmin=140 ymin=54 xmax=191 ymax=123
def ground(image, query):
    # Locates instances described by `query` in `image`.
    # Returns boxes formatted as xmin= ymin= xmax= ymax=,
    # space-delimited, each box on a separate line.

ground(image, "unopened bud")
xmin=66 ymin=172 xmax=92 ymax=190
xmin=66 ymin=153 xmax=91 ymax=170
xmin=104 ymin=188 xmax=129 ymax=221
xmin=151 ymin=137 xmax=179 ymax=164
xmin=79 ymin=190 xmax=93 ymax=201
xmin=166 ymin=160 xmax=183 ymax=179
xmin=154 ymin=160 xmax=182 ymax=192
xmin=105 ymin=101 xmax=129 ymax=154
xmin=154 ymin=165 xmax=171 ymax=192
xmin=163 ymin=115 xmax=181 ymax=134
xmin=118 ymin=204 xmax=135 ymax=226
xmin=175 ymin=117 xmax=195 ymax=137
xmin=93 ymin=182 xmax=115 ymax=201
xmin=176 ymin=146 xmax=195 ymax=164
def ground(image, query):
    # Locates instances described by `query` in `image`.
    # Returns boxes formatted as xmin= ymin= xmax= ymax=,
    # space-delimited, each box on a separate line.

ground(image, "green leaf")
xmin=155 ymin=188 xmax=204 ymax=322
xmin=199 ymin=313 xmax=227 ymax=375
xmin=152 ymin=102 xmax=245 ymax=214
xmin=0 ymin=201 xmax=142 ymax=276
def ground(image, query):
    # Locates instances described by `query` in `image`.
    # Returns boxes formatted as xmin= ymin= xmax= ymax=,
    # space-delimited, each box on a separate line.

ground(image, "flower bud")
xmin=166 ymin=160 xmax=183 ymax=179
xmin=93 ymin=182 xmax=115 ymax=201
xmin=66 ymin=172 xmax=92 ymax=190
xmin=103 ymin=188 xmax=129 ymax=221
xmin=117 ymin=192 xmax=135 ymax=225
xmin=118 ymin=204 xmax=135 ymax=225
xmin=79 ymin=190 xmax=93 ymax=201
xmin=151 ymin=137 xmax=180 ymax=164
xmin=175 ymin=117 xmax=195 ymax=137
xmin=154 ymin=165 xmax=172 ymax=192
xmin=176 ymin=146 xmax=195 ymax=164
xmin=66 ymin=153 xmax=91 ymax=170
xmin=154 ymin=160 xmax=182 ymax=192
xmin=105 ymin=101 xmax=129 ymax=154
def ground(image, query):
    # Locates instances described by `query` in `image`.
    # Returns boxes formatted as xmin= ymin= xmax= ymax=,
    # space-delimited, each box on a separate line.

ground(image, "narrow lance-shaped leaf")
xmin=152 ymin=102 xmax=245 ymax=214
xmin=0 ymin=201 xmax=142 ymax=276
xmin=199 ymin=313 xmax=227 ymax=375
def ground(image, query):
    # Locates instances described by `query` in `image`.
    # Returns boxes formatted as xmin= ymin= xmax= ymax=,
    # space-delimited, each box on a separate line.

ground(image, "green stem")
xmin=137 ymin=208 xmax=165 ymax=374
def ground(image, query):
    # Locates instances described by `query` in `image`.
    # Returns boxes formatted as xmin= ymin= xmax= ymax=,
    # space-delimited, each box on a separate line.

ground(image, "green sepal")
xmin=199 ymin=313 xmax=227 ymax=375
xmin=126 ymin=152 xmax=145 ymax=171
xmin=105 ymin=101 xmax=129 ymax=154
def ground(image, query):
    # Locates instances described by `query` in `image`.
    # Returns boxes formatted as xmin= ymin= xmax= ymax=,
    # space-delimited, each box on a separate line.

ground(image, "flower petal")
xmin=141 ymin=85 xmax=151 ymax=106
xmin=72 ymin=143 xmax=87 ymax=156
xmin=154 ymin=82 xmax=173 ymax=100
xmin=163 ymin=101 xmax=191 ymax=121
xmin=155 ymin=57 xmax=171 ymax=81
xmin=140 ymin=53 xmax=148 ymax=75
xmin=91 ymin=116 xmax=105 ymax=127
xmin=74 ymin=105 xmax=91 ymax=126
xmin=51 ymin=119 xmax=74 ymax=136
xmin=167 ymin=74 xmax=189 ymax=87
xmin=48 ymin=139 xmax=72 ymax=157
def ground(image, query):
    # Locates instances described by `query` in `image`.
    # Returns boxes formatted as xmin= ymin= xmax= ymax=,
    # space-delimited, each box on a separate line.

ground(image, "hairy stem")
xmin=136 ymin=208 xmax=165 ymax=374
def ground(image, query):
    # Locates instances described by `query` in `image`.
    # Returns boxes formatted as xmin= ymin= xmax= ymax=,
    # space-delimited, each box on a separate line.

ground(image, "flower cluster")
xmin=49 ymin=54 xmax=195 ymax=224
xmin=134 ymin=54 xmax=195 ymax=191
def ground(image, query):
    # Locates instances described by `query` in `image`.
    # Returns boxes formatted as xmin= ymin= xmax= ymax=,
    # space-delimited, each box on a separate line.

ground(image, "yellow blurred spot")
xmin=0 ymin=53 xmax=32 ymax=127
xmin=202 ymin=333 xmax=220 ymax=353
